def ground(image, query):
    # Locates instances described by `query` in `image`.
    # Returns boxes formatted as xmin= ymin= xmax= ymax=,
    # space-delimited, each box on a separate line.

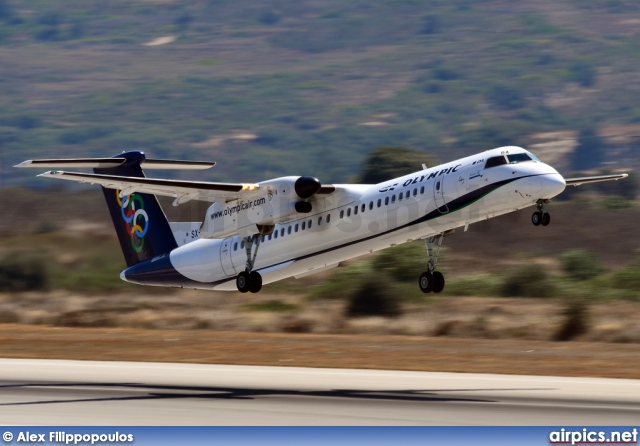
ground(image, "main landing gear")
xmin=419 ymin=233 xmax=445 ymax=294
xmin=236 ymin=234 xmax=263 ymax=293
xmin=531 ymin=199 xmax=551 ymax=227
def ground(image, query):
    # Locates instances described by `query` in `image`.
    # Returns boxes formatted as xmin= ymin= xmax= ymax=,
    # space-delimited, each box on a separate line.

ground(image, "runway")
xmin=0 ymin=359 xmax=639 ymax=425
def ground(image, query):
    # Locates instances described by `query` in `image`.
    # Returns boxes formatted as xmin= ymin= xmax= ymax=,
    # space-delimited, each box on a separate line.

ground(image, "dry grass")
xmin=1 ymin=324 xmax=639 ymax=379
xmin=2 ymin=291 xmax=640 ymax=343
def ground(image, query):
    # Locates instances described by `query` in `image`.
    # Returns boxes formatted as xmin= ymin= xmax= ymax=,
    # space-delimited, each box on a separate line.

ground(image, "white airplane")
xmin=16 ymin=146 xmax=627 ymax=294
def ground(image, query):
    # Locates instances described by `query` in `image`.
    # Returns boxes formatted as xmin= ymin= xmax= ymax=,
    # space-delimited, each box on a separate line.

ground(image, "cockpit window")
xmin=485 ymin=156 xmax=508 ymax=169
xmin=527 ymin=152 xmax=541 ymax=162
xmin=507 ymin=153 xmax=534 ymax=164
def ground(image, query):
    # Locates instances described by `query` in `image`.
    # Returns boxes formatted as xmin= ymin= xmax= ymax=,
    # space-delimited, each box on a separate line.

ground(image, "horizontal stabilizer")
xmin=15 ymin=157 xmax=215 ymax=170
xmin=565 ymin=173 xmax=628 ymax=186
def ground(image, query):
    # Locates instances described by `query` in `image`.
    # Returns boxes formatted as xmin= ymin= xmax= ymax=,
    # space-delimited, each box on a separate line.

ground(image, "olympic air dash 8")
xmin=16 ymin=147 xmax=627 ymax=294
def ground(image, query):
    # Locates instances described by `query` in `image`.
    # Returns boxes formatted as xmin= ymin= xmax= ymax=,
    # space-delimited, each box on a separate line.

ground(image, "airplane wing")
xmin=28 ymin=170 xmax=337 ymax=205
xmin=564 ymin=174 xmax=629 ymax=187
xmin=35 ymin=170 xmax=259 ymax=203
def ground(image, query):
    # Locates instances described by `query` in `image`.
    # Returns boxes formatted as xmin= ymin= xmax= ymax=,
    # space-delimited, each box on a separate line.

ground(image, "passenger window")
xmin=295 ymin=224 xmax=299 ymax=232
xmin=347 ymin=208 xmax=351 ymax=217
xmin=420 ymin=186 xmax=425 ymax=194
xmin=340 ymin=210 xmax=344 ymax=219
xmin=318 ymin=216 xmax=322 ymax=225
xmin=274 ymin=231 xmax=278 ymax=239
xmin=485 ymin=155 xmax=508 ymax=168
xmin=361 ymin=203 xmax=365 ymax=212
xmin=377 ymin=198 xmax=382 ymax=207
xmin=369 ymin=201 xmax=373 ymax=210
xmin=406 ymin=191 xmax=410 ymax=199
xmin=241 ymin=241 xmax=245 ymax=249
xmin=288 ymin=226 xmax=292 ymax=235
xmin=354 ymin=206 xmax=358 ymax=215
xmin=413 ymin=188 xmax=417 ymax=197
xmin=327 ymin=214 xmax=331 ymax=223
xmin=399 ymin=193 xmax=403 ymax=201
xmin=268 ymin=234 xmax=272 ymax=240
xmin=302 ymin=221 xmax=306 ymax=230
xmin=261 ymin=236 xmax=265 ymax=242
xmin=234 ymin=242 xmax=238 ymax=251
xmin=436 ymin=181 xmax=441 ymax=191
xmin=385 ymin=197 xmax=389 ymax=205
xmin=391 ymin=195 xmax=396 ymax=203
xmin=308 ymin=219 xmax=312 ymax=228
xmin=280 ymin=228 xmax=285 ymax=237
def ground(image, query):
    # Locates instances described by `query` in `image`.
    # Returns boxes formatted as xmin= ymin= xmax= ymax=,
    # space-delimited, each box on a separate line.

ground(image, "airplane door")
xmin=433 ymin=176 xmax=449 ymax=214
xmin=220 ymin=238 xmax=237 ymax=277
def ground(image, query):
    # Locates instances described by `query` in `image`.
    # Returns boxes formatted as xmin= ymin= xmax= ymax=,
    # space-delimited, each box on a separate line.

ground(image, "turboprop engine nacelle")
xmin=200 ymin=176 xmax=322 ymax=239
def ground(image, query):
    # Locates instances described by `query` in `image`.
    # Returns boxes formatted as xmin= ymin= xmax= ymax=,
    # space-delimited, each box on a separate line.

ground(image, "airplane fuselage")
xmin=122 ymin=146 xmax=566 ymax=290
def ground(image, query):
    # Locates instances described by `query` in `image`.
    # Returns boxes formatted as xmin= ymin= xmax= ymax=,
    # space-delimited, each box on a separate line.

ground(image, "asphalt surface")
xmin=0 ymin=359 xmax=639 ymax=425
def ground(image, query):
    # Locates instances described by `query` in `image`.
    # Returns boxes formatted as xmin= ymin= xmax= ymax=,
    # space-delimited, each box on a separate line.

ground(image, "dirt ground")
xmin=1 ymin=324 xmax=639 ymax=379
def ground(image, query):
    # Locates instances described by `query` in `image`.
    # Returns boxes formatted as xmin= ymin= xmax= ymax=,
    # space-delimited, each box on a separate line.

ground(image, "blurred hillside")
xmin=0 ymin=0 xmax=639 ymax=187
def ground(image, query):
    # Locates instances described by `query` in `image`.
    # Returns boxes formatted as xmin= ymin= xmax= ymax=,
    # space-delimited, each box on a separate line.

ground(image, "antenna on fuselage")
xmin=422 ymin=163 xmax=428 ymax=170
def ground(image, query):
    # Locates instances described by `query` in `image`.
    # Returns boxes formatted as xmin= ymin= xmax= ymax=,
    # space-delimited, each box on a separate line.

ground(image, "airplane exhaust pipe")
xmin=294 ymin=176 xmax=321 ymax=199
xmin=295 ymin=201 xmax=312 ymax=213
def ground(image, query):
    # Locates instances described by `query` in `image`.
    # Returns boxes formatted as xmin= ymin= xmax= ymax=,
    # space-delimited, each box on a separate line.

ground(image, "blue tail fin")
xmin=95 ymin=151 xmax=178 ymax=267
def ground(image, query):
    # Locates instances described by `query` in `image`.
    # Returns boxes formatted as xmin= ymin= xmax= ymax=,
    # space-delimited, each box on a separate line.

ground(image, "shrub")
xmin=609 ymin=265 xmax=640 ymax=291
xmin=500 ymin=264 xmax=555 ymax=298
xmin=571 ymin=128 xmax=605 ymax=171
xmin=242 ymin=300 xmax=297 ymax=313
xmin=259 ymin=10 xmax=280 ymax=25
xmin=487 ymin=85 xmax=525 ymax=110
xmin=345 ymin=273 xmax=402 ymax=318
xmin=309 ymin=262 xmax=371 ymax=300
xmin=602 ymin=196 xmax=632 ymax=209
xmin=0 ymin=251 xmax=49 ymax=292
xmin=421 ymin=15 xmax=440 ymax=35
xmin=443 ymin=274 xmax=501 ymax=296
xmin=567 ymin=60 xmax=597 ymax=87
xmin=560 ymin=250 xmax=603 ymax=281
xmin=553 ymin=301 xmax=589 ymax=341
xmin=372 ymin=242 xmax=428 ymax=283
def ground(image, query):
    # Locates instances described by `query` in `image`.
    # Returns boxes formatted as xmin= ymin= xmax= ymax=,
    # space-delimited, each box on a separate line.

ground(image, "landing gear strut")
xmin=531 ymin=199 xmax=551 ymax=227
xmin=236 ymin=234 xmax=263 ymax=293
xmin=419 ymin=233 xmax=445 ymax=294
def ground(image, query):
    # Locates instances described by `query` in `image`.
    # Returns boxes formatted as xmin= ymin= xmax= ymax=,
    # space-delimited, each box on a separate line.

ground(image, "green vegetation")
xmin=560 ymin=250 xmax=603 ymax=281
xmin=500 ymin=264 xmax=556 ymax=298
xmin=0 ymin=250 xmax=48 ymax=292
xmin=554 ymin=301 xmax=590 ymax=341
xmin=359 ymin=147 xmax=434 ymax=183
xmin=1 ymin=0 xmax=638 ymax=188
xmin=305 ymin=244 xmax=640 ymax=313
xmin=345 ymin=273 xmax=402 ymax=318
xmin=242 ymin=300 xmax=297 ymax=313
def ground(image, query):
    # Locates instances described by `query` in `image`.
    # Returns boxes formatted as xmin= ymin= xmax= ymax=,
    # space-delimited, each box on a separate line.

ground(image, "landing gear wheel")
xmin=236 ymin=271 xmax=250 ymax=293
xmin=248 ymin=271 xmax=262 ymax=293
xmin=419 ymin=272 xmax=433 ymax=293
xmin=432 ymin=271 xmax=445 ymax=294
xmin=541 ymin=212 xmax=551 ymax=226
xmin=532 ymin=211 xmax=542 ymax=226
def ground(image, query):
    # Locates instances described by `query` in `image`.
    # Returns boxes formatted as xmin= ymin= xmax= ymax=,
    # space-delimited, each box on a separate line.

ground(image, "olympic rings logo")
xmin=116 ymin=191 xmax=149 ymax=253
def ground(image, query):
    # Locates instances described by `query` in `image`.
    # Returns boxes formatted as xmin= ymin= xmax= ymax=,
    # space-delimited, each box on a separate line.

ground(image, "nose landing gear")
xmin=419 ymin=233 xmax=446 ymax=294
xmin=532 ymin=199 xmax=551 ymax=227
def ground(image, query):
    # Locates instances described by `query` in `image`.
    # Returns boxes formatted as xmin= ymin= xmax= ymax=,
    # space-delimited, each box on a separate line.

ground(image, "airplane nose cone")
xmin=542 ymin=173 xmax=566 ymax=198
